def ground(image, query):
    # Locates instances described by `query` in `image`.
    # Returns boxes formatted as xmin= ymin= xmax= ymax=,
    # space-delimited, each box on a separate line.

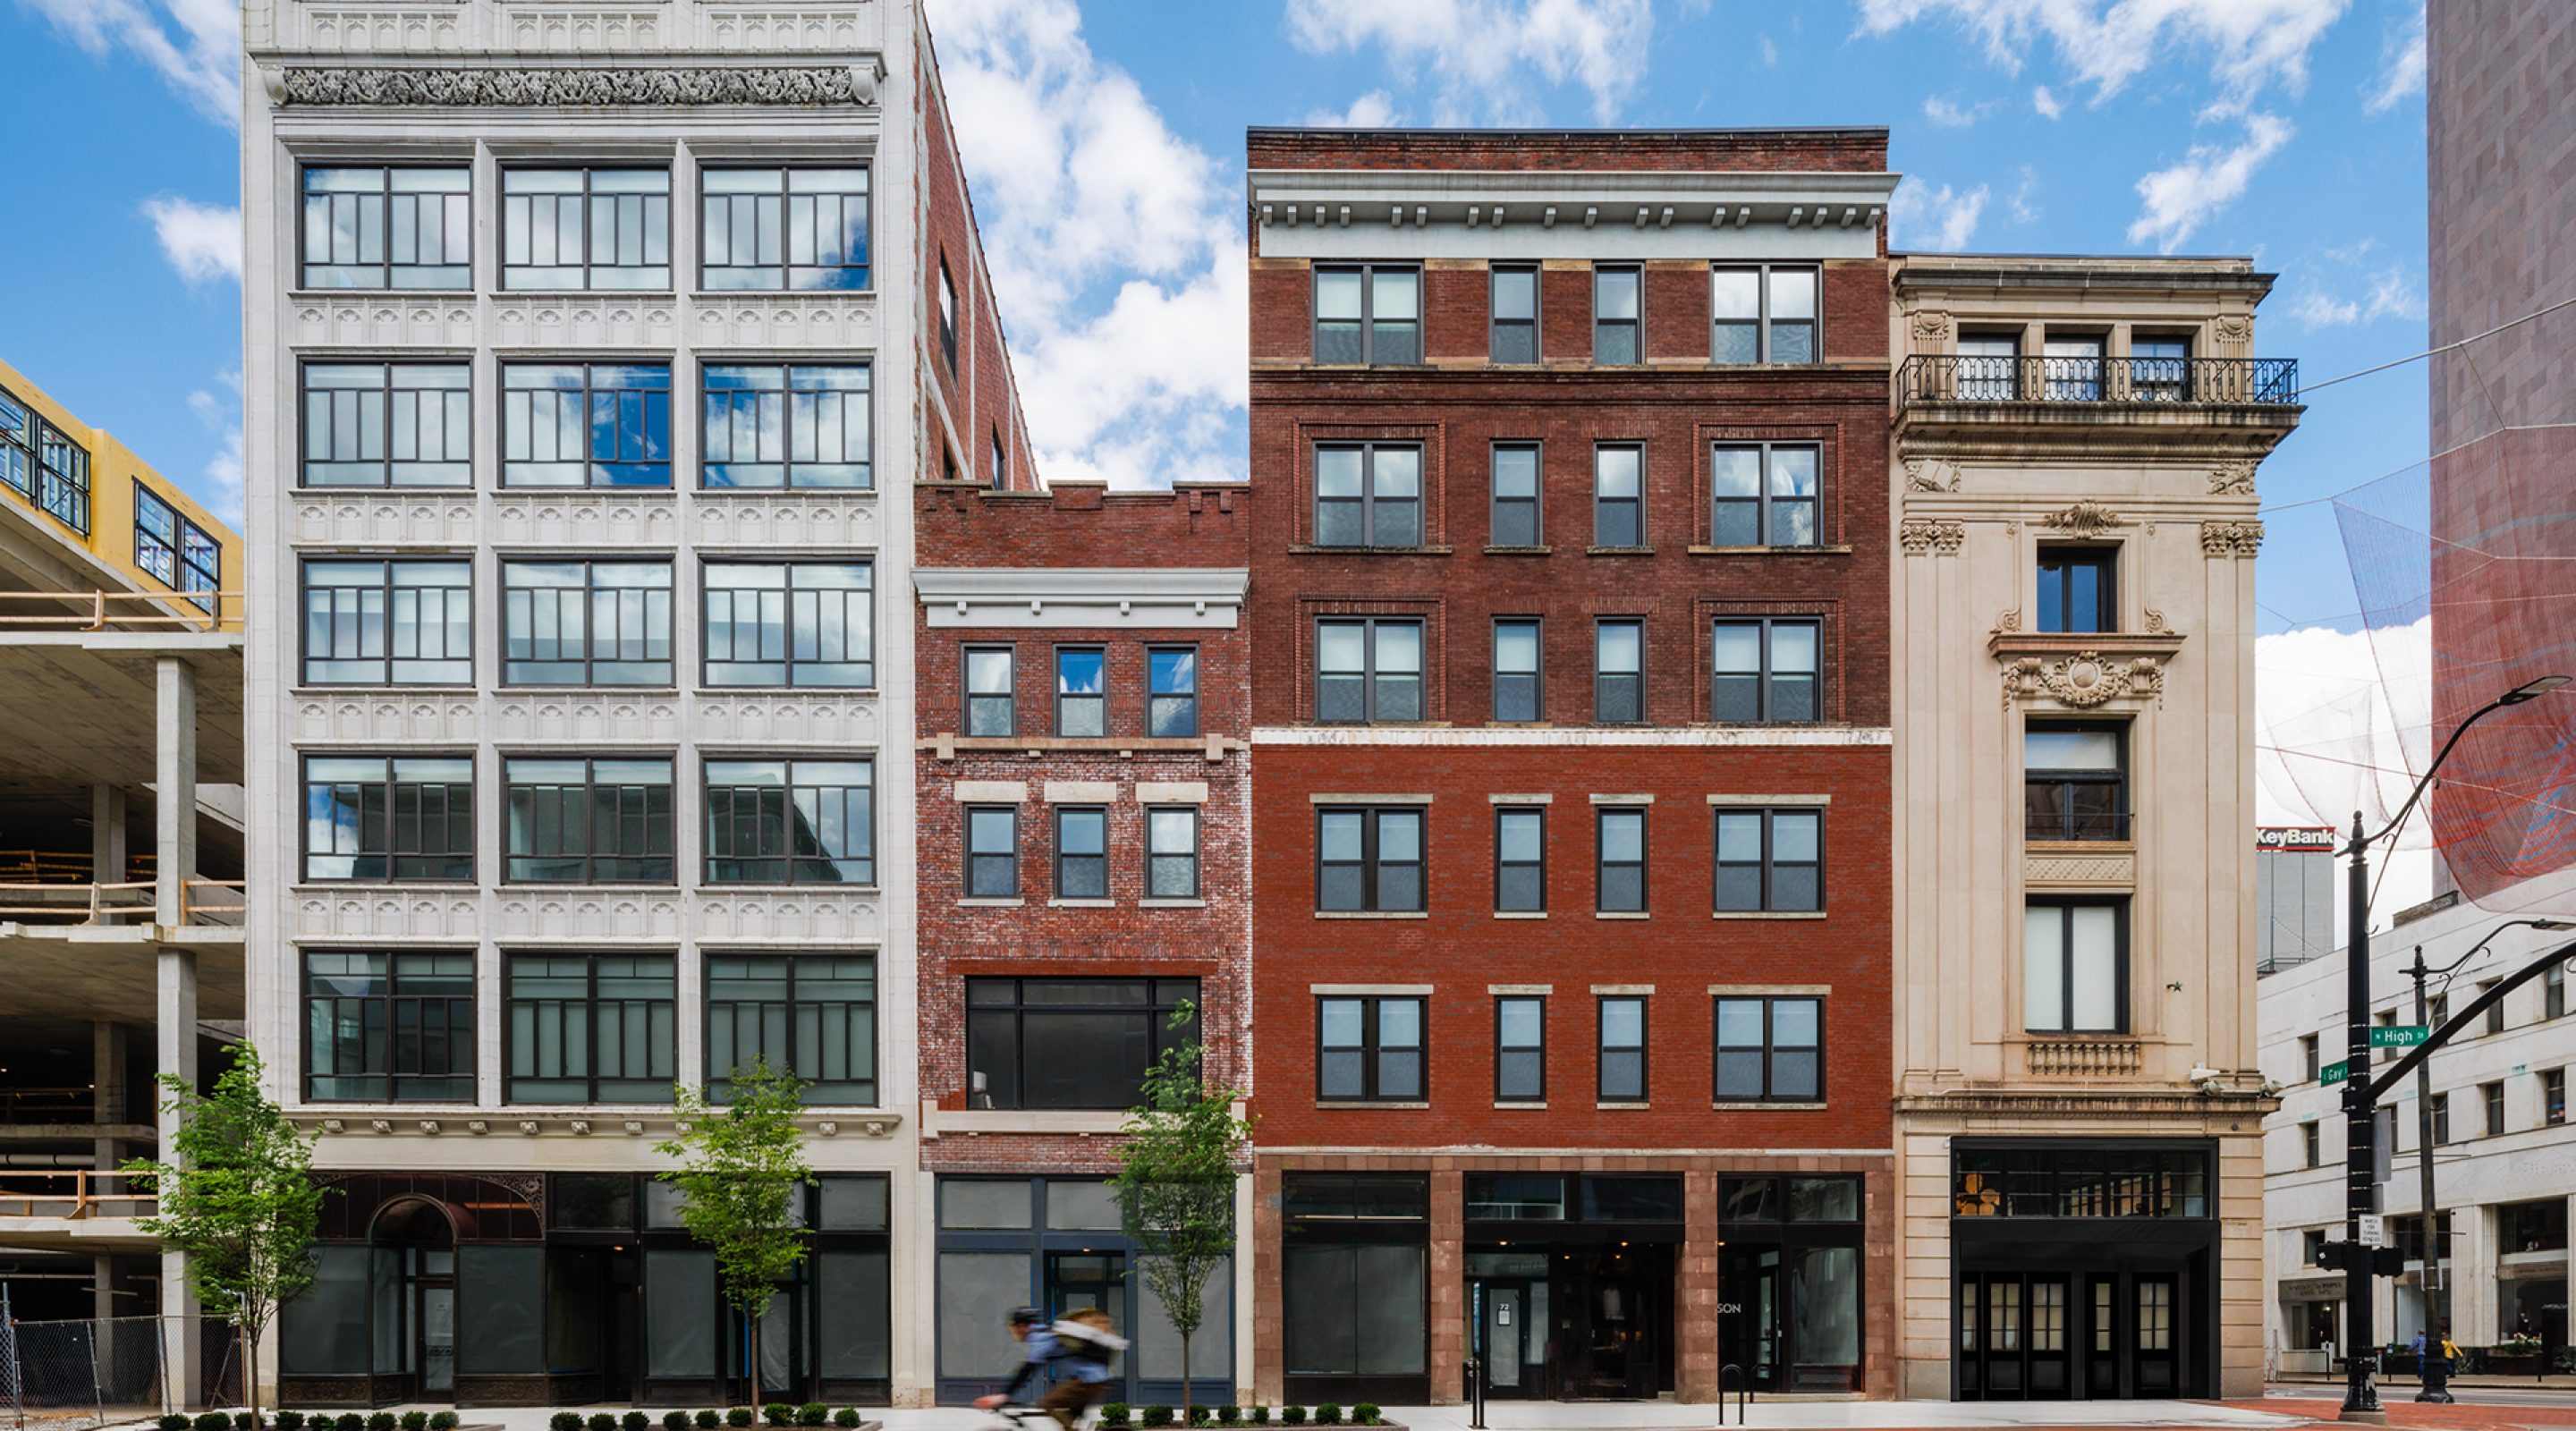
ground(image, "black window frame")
xmin=499 ymin=558 xmax=675 ymax=687
xmin=502 ymin=754 xmax=676 ymax=884
xmin=300 ymin=753 xmax=475 ymax=883
xmin=2299 ymin=1033 xmax=2319 ymax=1082
xmin=1709 ymin=263 xmax=1819 ymax=364
xmin=1316 ymin=805 xmax=1426 ymax=913
xmin=1145 ymin=805 xmax=1200 ymax=899
xmin=2486 ymin=1080 xmax=2507 ymax=1137
xmin=1312 ymin=441 xmax=1424 ymax=548
xmin=1495 ymin=806 xmax=1546 ymax=913
xmin=963 ymin=805 xmax=1020 ymax=899
xmin=300 ymin=556 xmax=475 ymax=687
xmin=1054 ymin=645 xmax=1106 ymax=737
xmin=1594 ymin=617 xmax=1644 ymax=724
xmin=2486 ymin=979 xmax=2506 ymax=1034
xmin=700 ymin=756 xmax=875 ymax=886
xmin=699 ymin=558 xmax=875 ymax=690
xmin=500 ymin=165 xmax=673 ymax=292
xmin=2302 ymin=1122 xmax=2321 ymax=1168
xmin=1316 ymin=994 xmax=1427 ymax=1103
xmin=2042 ymin=333 xmax=2108 ymax=401
xmin=2036 ymin=546 xmax=2117 ymax=634
xmin=1711 ymin=616 xmax=1822 ymax=723
xmin=299 ymin=164 xmax=474 ymax=292
xmin=1148 ymin=645 xmax=1199 ymax=738
xmin=964 ymin=977 xmax=1201 ymax=1110
xmin=1495 ymin=995 xmax=1546 ymax=1103
xmin=1053 ymin=806 xmax=1107 ymax=901
xmin=299 ymin=360 xmax=473 ymax=489
xmin=699 ymin=362 xmax=873 ymax=490
xmin=501 ymin=360 xmax=674 ymax=488
xmin=2546 ymin=1068 xmax=2568 ymax=1127
xmin=697 ymin=164 xmax=872 ymax=292
xmin=1708 ymin=441 xmax=1822 ymax=549
xmin=1489 ymin=441 xmax=1541 ymax=547
xmin=0 ymin=384 xmax=29 ymax=498
xmin=504 ymin=951 xmax=679 ymax=1104
xmin=964 ymin=644 xmax=1016 ymax=736
xmin=2129 ymin=334 xmax=2192 ymax=402
xmin=1492 ymin=617 xmax=1542 ymax=723
xmin=2023 ymin=722 xmax=2131 ymax=842
xmin=2433 ymin=1090 xmax=2453 ymax=1146
xmin=2550 ymin=965 xmax=2568 ymax=1020
xmin=302 ymin=948 xmax=477 ymax=1102
xmin=33 ymin=419 xmax=86 ymax=534
xmin=1592 ymin=265 xmax=1640 ymax=364
xmin=1312 ymin=262 xmax=1422 ymax=365
xmin=1597 ymin=995 xmax=1648 ymax=1102
xmin=2024 ymin=897 xmax=2131 ymax=1035
xmin=938 ymin=257 xmax=959 ymax=373
xmin=704 ymin=952 xmax=877 ymax=1105
xmin=136 ymin=483 xmax=222 ymax=614
xmin=1489 ymin=264 xmax=1538 ymax=363
xmin=1315 ymin=615 xmax=1425 ymax=724
xmin=1596 ymin=805 xmax=1648 ymax=913
xmin=1592 ymin=443 xmax=1643 ymax=547
xmin=1713 ymin=994 xmax=1824 ymax=1102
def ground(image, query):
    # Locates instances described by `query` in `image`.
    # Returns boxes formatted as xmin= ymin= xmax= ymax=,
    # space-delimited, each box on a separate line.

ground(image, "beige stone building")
xmin=1886 ymin=255 xmax=2300 ymax=1401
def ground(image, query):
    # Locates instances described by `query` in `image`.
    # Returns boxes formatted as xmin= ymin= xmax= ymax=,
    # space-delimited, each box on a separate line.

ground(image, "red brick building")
xmin=912 ymin=477 xmax=1250 ymax=1404
xmin=1241 ymin=128 xmax=1899 ymax=1404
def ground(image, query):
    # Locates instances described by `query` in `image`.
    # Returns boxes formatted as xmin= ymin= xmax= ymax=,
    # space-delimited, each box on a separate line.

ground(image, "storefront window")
xmin=1139 ymin=1256 xmax=1235 ymax=1378
xmin=943 ymin=1179 xmax=1034 ymax=1230
xmin=1466 ymin=1174 xmax=1565 ymax=1221
xmin=281 ymin=1244 xmax=372 ymax=1374
xmin=1284 ymin=1244 xmax=1427 ymax=1376
xmin=1790 ymin=1246 xmax=1861 ymax=1373
xmin=458 ymin=1244 xmax=545 ymax=1374
xmin=820 ymin=1173 xmax=890 ymax=1232
xmin=552 ymin=1173 xmax=636 ymax=1230
xmin=819 ymin=1250 xmax=891 ymax=1379
xmin=938 ymin=1251 xmax=1030 ymax=1376
xmin=1046 ymin=1180 xmax=1122 ymax=1230
xmin=646 ymin=1249 xmax=716 ymax=1377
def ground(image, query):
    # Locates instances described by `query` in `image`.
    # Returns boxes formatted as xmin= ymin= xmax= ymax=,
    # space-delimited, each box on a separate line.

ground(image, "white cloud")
xmin=2030 ymin=83 xmax=2062 ymax=118
xmin=2364 ymin=3 xmax=2426 ymax=114
xmin=926 ymin=0 xmax=1247 ymax=488
xmin=1854 ymin=0 xmax=2348 ymax=111
xmin=2126 ymin=112 xmax=2292 ymax=253
xmin=2258 ymin=618 xmax=2436 ymax=935
xmin=2287 ymin=265 xmax=2425 ymax=328
xmin=15 ymin=0 xmax=240 ymax=127
xmin=1920 ymin=94 xmax=1981 ymax=128
xmin=1305 ymin=90 xmax=1402 ymax=127
xmin=2289 ymin=290 xmax=2361 ymax=327
xmin=1890 ymin=179 xmax=1988 ymax=252
xmin=1758 ymin=35 xmax=1780 ymax=66
xmin=2008 ymin=165 xmax=2039 ymax=224
xmin=142 ymin=196 xmax=241 ymax=285
xmin=1282 ymin=0 xmax=1655 ymax=124
xmin=185 ymin=374 xmax=244 ymax=524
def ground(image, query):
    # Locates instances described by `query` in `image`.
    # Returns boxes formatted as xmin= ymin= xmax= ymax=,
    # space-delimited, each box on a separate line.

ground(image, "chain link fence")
xmin=3 ymin=1314 xmax=174 ymax=1428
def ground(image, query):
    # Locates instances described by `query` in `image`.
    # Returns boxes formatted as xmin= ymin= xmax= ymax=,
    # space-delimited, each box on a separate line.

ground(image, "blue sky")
xmin=0 ymin=0 xmax=2439 ymax=838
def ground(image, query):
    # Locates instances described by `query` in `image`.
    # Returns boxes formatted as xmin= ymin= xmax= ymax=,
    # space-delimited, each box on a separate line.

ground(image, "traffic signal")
xmin=2316 ymin=1241 xmax=2406 ymax=1275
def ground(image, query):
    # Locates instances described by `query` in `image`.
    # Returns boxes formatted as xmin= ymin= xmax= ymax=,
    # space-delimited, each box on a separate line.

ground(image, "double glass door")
xmin=1960 ymin=1272 xmax=2178 ymax=1400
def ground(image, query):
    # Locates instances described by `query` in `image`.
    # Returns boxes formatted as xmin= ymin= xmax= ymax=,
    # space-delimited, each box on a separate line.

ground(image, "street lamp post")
xmin=2339 ymin=674 xmax=2568 ymax=1422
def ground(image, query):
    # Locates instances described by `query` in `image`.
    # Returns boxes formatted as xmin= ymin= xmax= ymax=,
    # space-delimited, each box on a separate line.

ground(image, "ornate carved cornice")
xmin=1910 ymin=310 xmax=1953 ymax=342
xmin=1990 ymin=631 xmax=2185 ymax=710
xmin=271 ymin=64 xmax=879 ymax=108
xmin=2207 ymin=458 xmax=2258 ymax=495
xmin=1898 ymin=516 xmax=1965 ymax=556
xmin=2039 ymin=500 xmax=2128 ymax=540
xmin=2199 ymin=519 xmax=2265 ymax=557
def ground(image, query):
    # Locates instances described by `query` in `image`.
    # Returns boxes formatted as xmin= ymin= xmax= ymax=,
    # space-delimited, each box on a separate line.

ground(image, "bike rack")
xmin=1465 ymin=1353 xmax=1486 ymax=1429
xmin=1717 ymin=1363 xmax=1750 ymax=1425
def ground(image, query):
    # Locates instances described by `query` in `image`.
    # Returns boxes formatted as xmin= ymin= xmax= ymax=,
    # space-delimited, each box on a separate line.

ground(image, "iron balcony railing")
xmin=1897 ymin=354 xmax=2300 ymax=407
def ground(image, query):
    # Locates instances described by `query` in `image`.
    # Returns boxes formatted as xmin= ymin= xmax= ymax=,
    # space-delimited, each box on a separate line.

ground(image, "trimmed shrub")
xmin=335 ymin=1415 xmax=364 ymax=1431
xmin=430 ymin=1416 xmax=459 ymax=1431
xmin=1280 ymin=1410 xmax=1306 ymax=1427
xmin=1218 ymin=1410 xmax=1241 ymax=1427
xmin=762 ymin=1406 xmax=793 ymax=1428
xmin=587 ymin=1415 xmax=617 ymax=1431
xmin=552 ymin=1416 xmax=583 ymax=1431
xmin=239 ymin=1413 xmax=263 ymax=1430
xmin=623 ymin=1413 xmax=650 ymax=1431
xmin=276 ymin=1414 xmax=307 ymax=1431
xmin=797 ymin=1405 xmax=827 ymax=1427
xmin=665 ymin=1414 xmax=691 ymax=1431
xmin=1140 ymin=1408 xmax=1174 ymax=1428
xmin=1314 ymin=1407 xmax=1342 ymax=1427
xmin=1190 ymin=1410 xmax=1214 ymax=1427
xmin=1352 ymin=1406 xmax=1380 ymax=1427
xmin=196 ymin=1413 xmax=233 ymax=1431
xmin=368 ymin=1415 xmax=397 ymax=1431
xmin=726 ymin=1412 xmax=754 ymax=1429
xmin=158 ymin=1416 xmax=192 ymax=1431
xmin=1097 ymin=1406 xmax=1131 ymax=1429
xmin=832 ymin=1412 xmax=862 ymax=1429
xmin=698 ymin=1415 xmax=721 ymax=1429
xmin=1248 ymin=1410 xmax=1270 ymax=1427
xmin=401 ymin=1413 xmax=428 ymax=1431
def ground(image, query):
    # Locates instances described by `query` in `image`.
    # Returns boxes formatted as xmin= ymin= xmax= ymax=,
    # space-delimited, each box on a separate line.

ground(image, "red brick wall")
xmin=1247 ymin=128 xmax=1890 ymax=174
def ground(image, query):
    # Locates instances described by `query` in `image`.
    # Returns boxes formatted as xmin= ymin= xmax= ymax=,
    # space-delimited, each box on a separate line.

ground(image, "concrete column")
xmin=157 ymin=944 xmax=199 ymax=1409
xmin=92 ymin=1020 xmax=127 ymax=1169
xmin=2460 ymin=1203 xmax=2500 ymax=1344
xmin=95 ymin=1254 xmax=119 ymax=1393
xmin=154 ymin=657 xmax=197 ymax=927
xmin=91 ymin=784 xmax=127 ymax=885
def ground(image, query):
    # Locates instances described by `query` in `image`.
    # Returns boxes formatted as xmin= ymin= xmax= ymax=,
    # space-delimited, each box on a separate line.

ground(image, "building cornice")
xmin=913 ymin=567 xmax=1249 ymax=630
xmin=263 ymin=63 xmax=883 ymax=109
xmin=1254 ymin=725 xmax=1891 ymax=748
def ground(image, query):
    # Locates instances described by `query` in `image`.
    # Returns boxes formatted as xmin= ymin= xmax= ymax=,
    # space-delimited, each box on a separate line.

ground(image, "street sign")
xmin=2321 ymin=1058 xmax=2351 ymax=1086
xmin=2371 ymin=1025 xmax=2429 ymax=1048
xmin=2360 ymin=1214 xmax=2386 ymax=1247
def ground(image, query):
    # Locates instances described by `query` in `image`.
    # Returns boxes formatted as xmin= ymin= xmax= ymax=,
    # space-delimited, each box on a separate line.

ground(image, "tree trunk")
xmin=1179 ymin=1328 xmax=1191 ymax=1424
xmin=747 ymin=1307 xmax=763 ymax=1413
xmin=242 ymin=1324 xmax=257 ymax=1424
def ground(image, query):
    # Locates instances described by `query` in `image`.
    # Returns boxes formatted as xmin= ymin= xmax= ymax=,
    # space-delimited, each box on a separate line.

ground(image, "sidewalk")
xmin=291 ymin=1402 xmax=2309 ymax=1431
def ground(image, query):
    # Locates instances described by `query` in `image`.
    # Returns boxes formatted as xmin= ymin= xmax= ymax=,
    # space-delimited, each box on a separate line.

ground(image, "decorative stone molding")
xmin=1990 ymin=608 xmax=2021 ymax=635
xmin=2025 ymin=1039 xmax=2145 ymax=1078
xmin=2143 ymin=609 xmax=2172 ymax=635
xmin=1902 ymin=459 xmax=1962 ymax=494
xmin=275 ymin=65 xmax=875 ymax=108
xmin=2212 ymin=315 xmax=2253 ymax=343
xmin=2025 ymin=851 xmax=2136 ymax=885
xmin=2207 ymin=459 xmax=2258 ymax=495
xmin=2199 ymin=520 xmax=2266 ymax=557
xmin=2039 ymin=501 xmax=2128 ymax=540
xmin=1910 ymin=310 xmax=1953 ymax=343
xmin=2001 ymin=650 xmax=2166 ymax=708
xmin=1898 ymin=516 xmax=1964 ymax=556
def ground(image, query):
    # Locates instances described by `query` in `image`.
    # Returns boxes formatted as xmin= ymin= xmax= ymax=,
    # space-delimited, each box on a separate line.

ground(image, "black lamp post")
xmin=2340 ymin=674 xmax=2568 ymax=1420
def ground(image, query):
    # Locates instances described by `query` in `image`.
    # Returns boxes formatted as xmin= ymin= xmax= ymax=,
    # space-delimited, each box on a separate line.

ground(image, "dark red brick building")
xmin=912 ymin=477 xmax=1250 ymax=1405
xmin=1241 ymin=128 xmax=1899 ymax=1404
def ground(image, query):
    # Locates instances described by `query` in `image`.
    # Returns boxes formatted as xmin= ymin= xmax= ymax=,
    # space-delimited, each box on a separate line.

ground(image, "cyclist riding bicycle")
xmin=973 ymin=1306 xmax=1126 ymax=1429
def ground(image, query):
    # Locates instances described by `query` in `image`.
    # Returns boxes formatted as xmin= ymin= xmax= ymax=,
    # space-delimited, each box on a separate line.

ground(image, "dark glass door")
xmin=2132 ymin=1276 xmax=2177 ymax=1395
xmin=2026 ymin=1278 xmax=2070 ymax=1398
xmin=1718 ymin=1246 xmax=1781 ymax=1393
xmin=604 ymin=1252 xmax=640 ymax=1403
xmin=419 ymin=1252 xmax=456 ymax=1397
xmin=1482 ymin=1286 xmax=1525 ymax=1392
xmin=2083 ymin=1276 xmax=2118 ymax=1396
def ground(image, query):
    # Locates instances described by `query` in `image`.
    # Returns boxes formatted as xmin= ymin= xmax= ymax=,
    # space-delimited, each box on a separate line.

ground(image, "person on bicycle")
xmin=974 ymin=1306 xmax=1121 ymax=1429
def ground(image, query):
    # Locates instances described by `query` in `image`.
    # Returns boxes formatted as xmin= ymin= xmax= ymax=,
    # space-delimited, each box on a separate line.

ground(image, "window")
xmin=303 ymin=951 xmax=474 ymax=1101
xmin=300 ymin=362 xmax=471 ymax=488
xmin=0 ymin=386 xmax=26 ymax=495
xmin=1597 ymin=995 xmax=1647 ymax=1100
xmin=2024 ymin=899 xmax=2127 ymax=1033
xmin=965 ymin=807 xmax=1019 ymax=897
xmin=2301 ymin=1122 xmax=2320 ymax=1168
xmin=505 ymin=953 xmax=677 ymax=1103
xmin=992 ymin=430 xmax=1009 ymax=491
xmin=1715 ymin=995 xmax=1821 ymax=1101
xmin=301 ymin=755 xmax=473 ymax=882
xmin=301 ymin=559 xmax=473 ymax=686
xmin=1055 ymin=648 xmax=1106 ymax=736
xmin=131 ymin=486 xmax=221 ymax=614
xmin=504 ymin=757 xmax=674 ymax=883
xmin=966 ymin=978 xmax=1200 ymax=1109
xmin=501 ymin=560 xmax=674 ymax=685
xmin=1493 ymin=619 xmax=1541 ymax=722
xmin=301 ymin=165 xmax=470 ymax=290
xmin=1317 ymin=806 xmax=1423 ymax=912
xmin=1492 ymin=807 xmax=1547 ymax=912
xmin=1147 ymin=647 xmax=1199 ymax=737
xmin=702 ymin=561 xmax=874 ymax=688
xmin=706 ymin=954 xmax=875 ymax=1103
xmin=179 ymin=515 xmax=221 ymax=611
xmin=1313 ymin=264 xmax=1419 ymax=364
xmin=1952 ymin=1146 xmax=2207 ymax=1219
xmin=1313 ymin=443 xmax=1421 ymax=547
xmin=2303 ymin=1230 xmax=2326 ymax=1266
xmin=1593 ymin=445 xmax=1642 ymax=546
xmin=1054 ymin=807 xmax=1106 ymax=899
xmin=2043 ymin=334 xmax=2106 ymax=401
xmin=503 ymin=362 xmax=671 ymax=487
xmin=1594 ymin=619 xmax=1643 ymax=722
xmin=2394 ymin=1213 xmax=2453 ymax=1264
xmin=1496 ymin=996 xmax=1545 ymax=1101
xmin=2547 ymin=1068 xmax=2568 ymax=1127
xmin=1715 ymin=808 xmax=1822 ymax=912
xmin=2024 ymin=724 xmax=2129 ymax=841
xmin=1316 ymin=617 xmax=1423 ymax=723
xmin=503 ymin=168 xmax=671 ymax=290
xmin=2433 ymin=1091 xmax=2452 ymax=1145
xmin=1711 ymin=265 xmax=1818 ymax=363
xmin=1490 ymin=265 xmax=1538 ymax=362
xmin=1318 ymin=995 xmax=1425 ymax=1101
xmin=1593 ymin=266 xmax=1640 ymax=363
xmin=2037 ymin=548 xmax=2115 ymax=633
xmin=699 ymin=166 xmax=869 ymax=291
xmin=938 ymin=258 xmax=958 ymax=372
xmin=1490 ymin=443 xmax=1540 ymax=546
xmin=2131 ymin=336 xmax=2190 ymax=402
xmin=2433 ymin=992 xmax=2453 ymax=1029
xmin=2375 ymin=1009 xmax=2398 ymax=1063
xmin=948 ymin=649 xmax=1015 ymax=740
xmin=2485 ymin=1080 xmax=2506 ymax=1136
xmin=1709 ymin=443 xmax=1819 ymax=548
xmin=2299 ymin=1033 xmax=2319 ymax=1082
xmin=2550 ymin=966 xmax=2568 ymax=1020
xmin=2504 ymin=1197 xmax=2568 ymax=1251
xmin=2485 ymin=980 xmax=2504 ymax=1034
xmin=703 ymin=758 xmax=874 ymax=885
xmin=701 ymin=364 xmax=871 ymax=489
xmin=1957 ymin=333 xmax=2021 ymax=400
xmin=1147 ymin=807 xmax=1199 ymax=898
xmin=1712 ymin=618 xmax=1820 ymax=722
xmin=1597 ymin=807 xmax=1646 ymax=912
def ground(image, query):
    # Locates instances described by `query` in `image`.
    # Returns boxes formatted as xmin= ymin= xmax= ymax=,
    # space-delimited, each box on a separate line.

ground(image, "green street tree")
xmin=656 ymin=1056 xmax=815 ymax=1409
xmin=1114 ymin=1005 xmax=1254 ymax=1422
xmin=124 ymin=1044 xmax=326 ymax=1426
